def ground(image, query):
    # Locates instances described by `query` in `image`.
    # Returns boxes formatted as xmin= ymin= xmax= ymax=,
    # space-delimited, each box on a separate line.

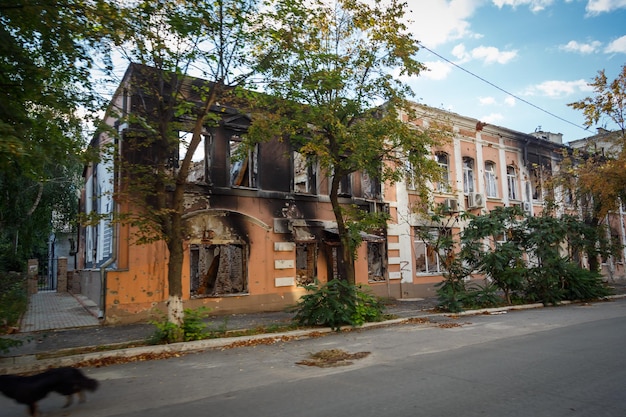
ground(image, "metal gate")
xmin=38 ymin=257 xmax=58 ymax=291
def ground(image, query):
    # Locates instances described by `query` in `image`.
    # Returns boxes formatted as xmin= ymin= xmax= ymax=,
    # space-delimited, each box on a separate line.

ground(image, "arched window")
xmin=485 ymin=161 xmax=497 ymax=197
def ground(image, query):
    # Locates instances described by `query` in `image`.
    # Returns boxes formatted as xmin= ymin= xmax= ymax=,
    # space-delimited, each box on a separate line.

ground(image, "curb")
xmin=2 ymin=294 xmax=624 ymax=375
xmin=0 ymin=329 xmax=334 ymax=374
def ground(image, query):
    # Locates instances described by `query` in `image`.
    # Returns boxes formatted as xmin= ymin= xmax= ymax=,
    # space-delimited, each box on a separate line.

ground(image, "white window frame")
xmin=436 ymin=152 xmax=451 ymax=193
xmin=507 ymin=166 xmax=518 ymax=201
xmin=463 ymin=157 xmax=475 ymax=195
xmin=485 ymin=161 xmax=497 ymax=198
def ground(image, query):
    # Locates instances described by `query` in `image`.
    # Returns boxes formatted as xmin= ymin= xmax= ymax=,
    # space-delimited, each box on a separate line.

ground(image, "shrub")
xmin=292 ymin=279 xmax=384 ymax=331
xmin=0 ymin=272 xmax=27 ymax=353
xmin=463 ymin=280 xmax=503 ymax=309
xmin=562 ymin=263 xmax=612 ymax=301
xmin=150 ymin=306 xmax=212 ymax=344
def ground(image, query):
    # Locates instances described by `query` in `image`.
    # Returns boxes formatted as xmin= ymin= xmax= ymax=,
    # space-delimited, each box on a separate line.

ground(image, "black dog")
xmin=0 ymin=366 xmax=99 ymax=416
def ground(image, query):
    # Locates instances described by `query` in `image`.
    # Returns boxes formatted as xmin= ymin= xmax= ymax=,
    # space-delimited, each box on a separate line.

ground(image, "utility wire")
xmin=417 ymin=42 xmax=590 ymax=134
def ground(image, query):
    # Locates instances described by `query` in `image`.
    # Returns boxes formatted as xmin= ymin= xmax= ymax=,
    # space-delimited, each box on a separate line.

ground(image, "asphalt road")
xmin=3 ymin=299 xmax=626 ymax=417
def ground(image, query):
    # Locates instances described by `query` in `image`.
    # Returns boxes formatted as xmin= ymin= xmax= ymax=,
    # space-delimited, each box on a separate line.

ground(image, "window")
xmin=414 ymin=227 xmax=448 ymax=274
xmin=229 ymin=136 xmax=257 ymax=188
xmin=337 ymin=173 xmax=352 ymax=196
xmin=436 ymin=152 xmax=451 ymax=192
xmin=462 ymin=157 xmax=475 ymax=195
xmin=180 ymin=130 xmax=208 ymax=183
xmin=507 ymin=166 xmax=518 ymax=200
xmin=362 ymin=170 xmax=381 ymax=199
xmin=190 ymin=244 xmax=247 ymax=296
xmin=484 ymin=161 xmax=497 ymax=198
xmin=530 ymin=166 xmax=542 ymax=201
xmin=405 ymin=159 xmax=416 ymax=190
xmin=293 ymin=151 xmax=316 ymax=194
xmin=296 ymin=243 xmax=316 ymax=286
xmin=367 ymin=241 xmax=385 ymax=282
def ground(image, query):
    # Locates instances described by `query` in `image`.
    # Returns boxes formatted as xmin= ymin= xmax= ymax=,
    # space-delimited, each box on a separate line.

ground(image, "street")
xmin=3 ymin=299 xmax=626 ymax=417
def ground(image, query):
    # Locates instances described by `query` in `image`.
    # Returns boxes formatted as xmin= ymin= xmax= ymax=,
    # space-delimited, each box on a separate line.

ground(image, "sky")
xmin=402 ymin=0 xmax=626 ymax=143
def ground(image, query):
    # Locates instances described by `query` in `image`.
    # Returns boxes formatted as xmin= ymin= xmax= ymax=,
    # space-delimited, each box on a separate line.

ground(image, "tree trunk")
xmin=166 ymin=234 xmax=185 ymax=326
xmin=329 ymin=173 xmax=356 ymax=285
xmin=162 ymin=83 xmax=221 ymax=326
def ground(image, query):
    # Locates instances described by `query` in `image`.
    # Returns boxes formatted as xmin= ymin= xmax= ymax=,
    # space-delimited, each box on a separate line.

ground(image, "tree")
xmin=462 ymin=206 xmax=527 ymax=305
xmin=105 ymin=0 xmax=270 ymax=327
xmin=247 ymin=0 xmax=446 ymax=284
xmin=563 ymin=64 xmax=626 ymax=271
xmin=0 ymin=1 xmax=119 ymax=270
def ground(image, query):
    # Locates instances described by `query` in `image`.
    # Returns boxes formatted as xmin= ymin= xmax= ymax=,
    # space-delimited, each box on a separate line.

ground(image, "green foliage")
xmin=561 ymin=263 xmax=612 ymax=301
xmin=462 ymin=206 xmax=527 ymax=304
xmin=0 ymin=272 xmax=27 ymax=353
xmin=292 ymin=279 xmax=384 ymax=331
xmin=423 ymin=204 xmax=613 ymax=309
xmin=463 ymin=281 xmax=503 ymax=309
xmin=417 ymin=209 xmax=471 ymax=312
xmin=248 ymin=0 xmax=449 ymax=284
xmin=435 ymin=278 xmax=467 ymax=313
xmin=150 ymin=307 xmax=212 ymax=344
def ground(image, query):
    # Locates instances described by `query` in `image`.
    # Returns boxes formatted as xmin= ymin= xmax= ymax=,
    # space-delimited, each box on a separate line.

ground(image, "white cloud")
xmin=478 ymin=96 xmax=516 ymax=107
xmin=524 ymin=79 xmax=593 ymax=98
xmin=559 ymin=40 xmax=602 ymax=54
xmin=480 ymin=112 xmax=505 ymax=124
xmin=492 ymin=0 xmax=555 ymax=12
xmin=586 ymin=0 xmax=626 ymax=15
xmin=452 ymin=43 xmax=517 ymax=64
xmin=605 ymin=35 xmax=626 ymax=53
xmin=421 ymin=60 xmax=454 ymax=80
xmin=406 ymin=0 xmax=483 ymax=47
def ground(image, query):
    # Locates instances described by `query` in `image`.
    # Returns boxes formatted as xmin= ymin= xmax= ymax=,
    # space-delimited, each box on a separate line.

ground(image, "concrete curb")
xmin=2 ymin=294 xmax=624 ymax=375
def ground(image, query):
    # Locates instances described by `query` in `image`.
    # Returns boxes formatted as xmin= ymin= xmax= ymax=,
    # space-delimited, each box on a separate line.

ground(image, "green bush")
xmin=292 ymin=279 xmax=384 ymax=331
xmin=150 ymin=306 xmax=212 ymax=344
xmin=0 ymin=272 xmax=27 ymax=353
xmin=435 ymin=278 xmax=466 ymax=313
xmin=463 ymin=280 xmax=503 ymax=309
xmin=562 ymin=263 xmax=612 ymax=301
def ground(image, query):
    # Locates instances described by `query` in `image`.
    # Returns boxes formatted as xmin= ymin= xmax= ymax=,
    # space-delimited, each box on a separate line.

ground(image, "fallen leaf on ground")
xmin=296 ymin=349 xmax=370 ymax=368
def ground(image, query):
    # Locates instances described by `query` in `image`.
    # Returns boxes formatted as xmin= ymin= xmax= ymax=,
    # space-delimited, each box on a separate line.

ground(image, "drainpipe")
xmin=98 ymin=222 xmax=117 ymax=319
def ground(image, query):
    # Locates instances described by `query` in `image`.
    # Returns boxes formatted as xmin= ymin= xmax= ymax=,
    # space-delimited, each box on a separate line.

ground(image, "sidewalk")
xmin=2 ymin=282 xmax=625 ymax=375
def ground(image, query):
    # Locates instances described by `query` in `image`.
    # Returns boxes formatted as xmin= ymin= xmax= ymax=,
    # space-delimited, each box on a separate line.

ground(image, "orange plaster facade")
xmin=76 ymin=65 xmax=621 ymax=325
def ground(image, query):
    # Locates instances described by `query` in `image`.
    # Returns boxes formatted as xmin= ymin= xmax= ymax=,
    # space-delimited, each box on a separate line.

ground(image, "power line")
xmin=417 ymin=42 xmax=590 ymax=134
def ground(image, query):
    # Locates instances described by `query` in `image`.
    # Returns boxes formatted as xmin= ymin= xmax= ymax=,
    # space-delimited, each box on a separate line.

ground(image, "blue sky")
xmin=404 ymin=0 xmax=626 ymax=143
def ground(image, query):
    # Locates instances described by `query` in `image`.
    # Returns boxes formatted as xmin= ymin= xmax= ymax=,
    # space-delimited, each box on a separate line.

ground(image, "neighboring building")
xmin=568 ymin=128 xmax=626 ymax=280
xmin=73 ymin=64 xmax=619 ymax=324
xmin=569 ymin=127 xmax=623 ymax=158
xmin=388 ymin=105 xmax=567 ymax=298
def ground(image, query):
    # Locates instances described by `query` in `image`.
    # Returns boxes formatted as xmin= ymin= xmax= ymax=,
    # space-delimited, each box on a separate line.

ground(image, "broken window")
xmin=367 ymin=242 xmax=385 ymax=282
xmin=337 ymin=173 xmax=351 ymax=196
xmin=293 ymin=151 xmax=316 ymax=194
xmin=229 ymin=136 xmax=257 ymax=188
xmin=190 ymin=244 xmax=247 ymax=296
xmin=414 ymin=227 xmax=449 ymax=275
xmin=361 ymin=171 xmax=381 ymax=199
xmin=436 ymin=152 xmax=451 ymax=193
xmin=530 ymin=165 xmax=542 ymax=201
xmin=180 ymin=130 xmax=208 ymax=182
xmin=485 ymin=161 xmax=497 ymax=198
xmin=296 ymin=242 xmax=317 ymax=286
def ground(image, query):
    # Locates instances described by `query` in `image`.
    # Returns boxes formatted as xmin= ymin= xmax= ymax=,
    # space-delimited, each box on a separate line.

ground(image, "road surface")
xmin=2 ymin=299 xmax=626 ymax=416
